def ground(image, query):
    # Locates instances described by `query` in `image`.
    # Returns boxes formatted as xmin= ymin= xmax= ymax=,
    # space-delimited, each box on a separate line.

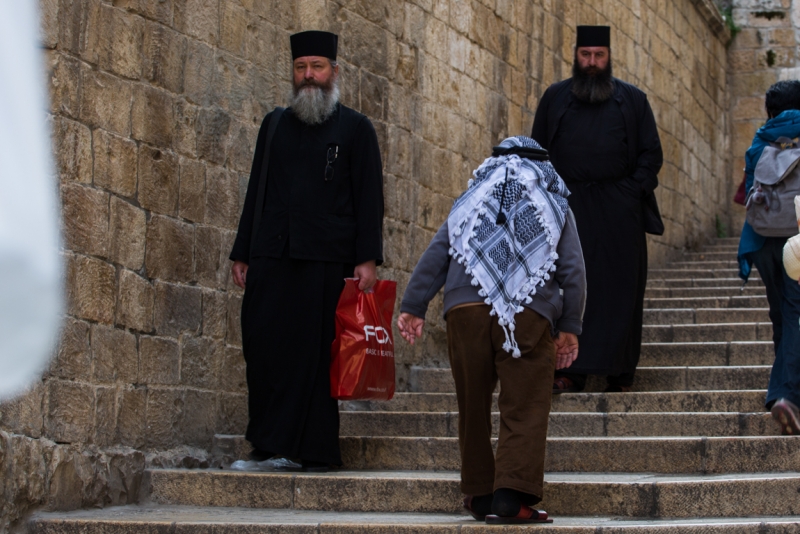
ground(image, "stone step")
xmin=642 ymin=322 xmax=772 ymax=343
xmin=140 ymin=469 xmax=800 ymax=518
xmin=643 ymin=308 xmax=770 ymax=325
xmin=681 ymin=252 xmax=740 ymax=262
xmin=409 ymin=366 xmax=771 ymax=393
xmin=666 ymin=260 xmax=739 ymax=270
xmin=638 ymin=341 xmax=773 ymax=366
xmin=712 ymin=237 xmax=741 ymax=245
xmin=645 ymin=291 xmax=766 ymax=303
xmin=647 ymin=277 xmax=762 ymax=288
xmin=213 ymin=435 xmax=799 ymax=474
xmin=339 ymin=390 xmax=766 ymax=413
xmin=28 ymin=505 xmax=800 ymax=532
xmin=701 ymin=243 xmax=740 ymax=251
xmin=649 ymin=268 xmax=742 ymax=278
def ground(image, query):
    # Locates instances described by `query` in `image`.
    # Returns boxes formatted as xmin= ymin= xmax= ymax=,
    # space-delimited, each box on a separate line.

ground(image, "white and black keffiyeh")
xmin=447 ymin=136 xmax=570 ymax=357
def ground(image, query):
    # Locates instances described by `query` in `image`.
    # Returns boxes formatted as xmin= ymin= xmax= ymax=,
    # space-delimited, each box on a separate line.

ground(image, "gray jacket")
xmin=400 ymin=210 xmax=586 ymax=335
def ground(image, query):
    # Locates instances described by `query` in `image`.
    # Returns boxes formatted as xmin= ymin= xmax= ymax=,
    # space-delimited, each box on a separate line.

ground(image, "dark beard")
xmin=290 ymin=76 xmax=340 ymax=125
xmin=571 ymin=59 xmax=614 ymax=104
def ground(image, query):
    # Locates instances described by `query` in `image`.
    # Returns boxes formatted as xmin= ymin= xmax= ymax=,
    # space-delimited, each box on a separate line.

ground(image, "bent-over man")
xmin=229 ymin=31 xmax=384 ymax=472
xmin=531 ymin=25 xmax=663 ymax=393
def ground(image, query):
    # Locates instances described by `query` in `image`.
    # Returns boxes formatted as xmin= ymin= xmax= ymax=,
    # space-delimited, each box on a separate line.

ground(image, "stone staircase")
xmin=28 ymin=238 xmax=800 ymax=532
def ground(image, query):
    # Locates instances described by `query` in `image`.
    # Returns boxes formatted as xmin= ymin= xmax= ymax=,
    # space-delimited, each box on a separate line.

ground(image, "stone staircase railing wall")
xmin=1 ymin=0 xmax=731 ymax=529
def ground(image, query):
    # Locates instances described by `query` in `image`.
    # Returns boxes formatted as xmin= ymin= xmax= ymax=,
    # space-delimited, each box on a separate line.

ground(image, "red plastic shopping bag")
xmin=330 ymin=278 xmax=397 ymax=401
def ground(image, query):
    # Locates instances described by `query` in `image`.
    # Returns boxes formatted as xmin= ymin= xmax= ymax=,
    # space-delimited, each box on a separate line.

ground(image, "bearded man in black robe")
xmin=229 ymin=31 xmax=384 ymax=471
xmin=531 ymin=26 xmax=663 ymax=393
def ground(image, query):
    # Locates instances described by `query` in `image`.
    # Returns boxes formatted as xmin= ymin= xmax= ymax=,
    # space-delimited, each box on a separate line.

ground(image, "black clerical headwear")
xmin=290 ymin=31 xmax=338 ymax=60
xmin=576 ymin=26 xmax=610 ymax=47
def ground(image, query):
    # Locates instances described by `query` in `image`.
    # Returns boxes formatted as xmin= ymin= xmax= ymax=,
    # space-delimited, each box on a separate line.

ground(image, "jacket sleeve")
xmin=530 ymin=87 xmax=552 ymax=149
xmin=229 ymin=111 xmax=273 ymax=263
xmin=399 ymin=222 xmax=451 ymax=319
xmin=553 ymin=210 xmax=586 ymax=334
xmin=351 ymin=117 xmax=385 ymax=266
xmin=630 ymin=95 xmax=663 ymax=195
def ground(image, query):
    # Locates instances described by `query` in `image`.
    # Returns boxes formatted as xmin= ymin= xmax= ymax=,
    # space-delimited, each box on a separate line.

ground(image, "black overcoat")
xmin=531 ymin=78 xmax=663 ymax=377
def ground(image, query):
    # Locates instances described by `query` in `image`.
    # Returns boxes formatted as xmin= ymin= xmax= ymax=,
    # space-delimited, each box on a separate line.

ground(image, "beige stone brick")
xmin=180 ymin=336 xmax=220 ymax=389
xmin=112 ymin=0 xmax=174 ymax=25
xmin=732 ymin=96 xmax=767 ymax=121
xmin=58 ymin=0 xmax=92 ymax=55
xmin=41 ymin=0 xmax=60 ymax=48
xmin=143 ymin=20 xmax=186 ymax=93
xmin=153 ymin=281 xmax=202 ymax=336
xmin=179 ymin=158 xmax=206 ymax=223
xmin=226 ymin=121 xmax=257 ymax=174
xmin=144 ymin=386 xmax=183 ymax=448
xmin=217 ymin=392 xmax=247 ymax=434
xmin=65 ymin=253 xmax=117 ymax=324
xmin=205 ymin=166 xmax=240 ymax=229
xmin=226 ymin=292 xmax=243 ymax=347
xmin=83 ymin=2 xmax=145 ymax=79
xmin=174 ymin=0 xmax=219 ymax=44
xmin=117 ymin=385 xmax=146 ymax=448
xmin=202 ymin=289 xmax=228 ymax=339
xmin=145 ymin=215 xmax=195 ymax=282
xmin=53 ymin=116 xmax=92 ymax=185
xmin=80 ymin=68 xmax=133 ymax=136
xmin=45 ymin=380 xmax=95 ymax=443
xmin=139 ymin=336 xmax=180 ymax=384
xmin=94 ymin=129 xmax=138 ymax=198
xmin=94 ymin=385 xmax=118 ymax=446
xmin=47 ymin=52 xmax=81 ymax=118
xmin=180 ymin=389 xmax=216 ymax=448
xmin=196 ymin=108 xmax=232 ymax=165
xmin=183 ymin=39 xmax=216 ymax=107
xmin=361 ymin=71 xmax=389 ymax=121
xmin=92 ymin=324 xmax=138 ymax=384
xmin=174 ymin=100 xmax=199 ymax=157
xmin=219 ymin=0 xmax=248 ymax=57
xmin=218 ymin=345 xmax=246 ymax=393
xmin=117 ymin=269 xmax=155 ymax=332
xmin=211 ymin=52 xmax=254 ymax=120
xmin=138 ymin=144 xmax=179 ymax=216
xmin=0 ymin=384 xmax=45 ymax=438
xmin=132 ymin=84 xmax=175 ymax=148
xmin=51 ymin=317 xmax=92 ymax=381
xmin=109 ymin=197 xmax=146 ymax=271
xmin=62 ymin=183 xmax=110 ymax=258
xmin=194 ymin=225 xmax=227 ymax=288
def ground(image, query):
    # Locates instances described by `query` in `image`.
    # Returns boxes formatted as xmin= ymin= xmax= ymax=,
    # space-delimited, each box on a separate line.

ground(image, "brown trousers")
xmin=446 ymin=305 xmax=555 ymax=498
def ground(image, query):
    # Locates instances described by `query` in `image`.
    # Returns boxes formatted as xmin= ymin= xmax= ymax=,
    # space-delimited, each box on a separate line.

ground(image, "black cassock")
xmin=532 ymin=78 xmax=663 ymax=378
xmin=230 ymin=104 xmax=384 ymax=465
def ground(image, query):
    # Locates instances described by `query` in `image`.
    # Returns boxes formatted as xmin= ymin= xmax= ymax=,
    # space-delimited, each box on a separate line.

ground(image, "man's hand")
xmin=553 ymin=332 xmax=579 ymax=370
xmin=354 ymin=260 xmax=377 ymax=292
xmin=231 ymin=260 xmax=248 ymax=289
xmin=397 ymin=313 xmax=425 ymax=345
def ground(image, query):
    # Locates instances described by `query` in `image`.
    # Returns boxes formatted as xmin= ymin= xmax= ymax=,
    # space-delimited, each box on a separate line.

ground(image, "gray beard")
xmin=571 ymin=60 xmax=615 ymax=104
xmin=290 ymin=80 xmax=340 ymax=125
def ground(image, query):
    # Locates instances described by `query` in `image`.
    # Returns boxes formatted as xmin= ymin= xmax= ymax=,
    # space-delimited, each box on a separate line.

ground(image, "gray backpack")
xmin=746 ymin=136 xmax=800 ymax=237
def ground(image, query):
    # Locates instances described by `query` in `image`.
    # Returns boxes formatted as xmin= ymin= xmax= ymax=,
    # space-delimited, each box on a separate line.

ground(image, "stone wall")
xmin=726 ymin=0 xmax=800 ymax=234
xmin=1 ymin=0 xmax=730 ymax=528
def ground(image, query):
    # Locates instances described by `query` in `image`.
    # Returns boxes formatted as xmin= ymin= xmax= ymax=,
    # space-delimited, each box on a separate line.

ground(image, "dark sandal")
xmin=485 ymin=504 xmax=553 ymax=524
xmin=553 ymin=376 xmax=580 ymax=394
xmin=463 ymin=496 xmax=487 ymax=521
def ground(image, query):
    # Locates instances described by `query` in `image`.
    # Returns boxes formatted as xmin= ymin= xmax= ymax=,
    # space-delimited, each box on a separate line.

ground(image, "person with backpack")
xmin=738 ymin=80 xmax=800 ymax=435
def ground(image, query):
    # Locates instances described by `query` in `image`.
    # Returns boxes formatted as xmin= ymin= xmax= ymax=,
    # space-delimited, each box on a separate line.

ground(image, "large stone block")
xmin=144 ymin=387 xmax=184 ymax=449
xmin=139 ymin=336 xmax=180 ymax=384
xmin=61 ymin=183 xmax=111 ymax=258
xmin=41 ymin=0 xmax=59 ymax=48
xmin=180 ymin=389 xmax=217 ymax=448
xmin=174 ymin=100 xmax=199 ymax=157
xmin=218 ymin=345 xmax=246 ymax=393
xmin=109 ymin=196 xmax=147 ymax=270
xmin=132 ymin=84 xmax=176 ymax=148
xmin=196 ymin=108 xmax=231 ymax=165
xmin=153 ymin=281 xmax=203 ymax=336
xmin=45 ymin=380 xmax=95 ymax=443
xmin=50 ymin=316 xmax=92 ymax=381
xmin=226 ymin=122 xmax=257 ymax=174
xmin=194 ymin=225 xmax=227 ymax=288
xmin=205 ymin=166 xmax=240 ymax=229
xmin=80 ymin=68 xmax=132 ymax=136
xmin=219 ymin=0 xmax=248 ymax=57
xmin=116 ymin=268 xmax=155 ymax=332
xmin=183 ymin=39 xmax=215 ymax=107
xmin=216 ymin=392 xmax=247 ymax=434
xmin=94 ymin=385 xmax=118 ymax=447
xmin=145 ymin=215 xmax=195 ymax=282
xmin=226 ymin=292 xmax=243 ymax=347
xmin=57 ymin=0 xmax=92 ymax=55
xmin=91 ymin=324 xmax=138 ymax=384
xmin=180 ymin=336 xmax=220 ymax=390
xmin=179 ymin=158 xmax=206 ymax=222
xmin=116 ymin=386 xmax=146 ymax=448
xmin=174 ymin=0 xmax=219 ymax=44
xmin=65 ymin=253 xmax=117 ymax=324
xmin=143 ymin=20 xmax=186 ymax=93
xmin=47 ymin=52 xmax=81 ymax=118
xmin=93 ymin=129 xmax=138 ymax=198
xmin=53 ymin=116 xmax=92 ymax=185
xmin=0 ymin=384 xmax=45 ymax=438
xmin=83 ymin=2 xmax=144 ymax=79
xmin=202 ymin=289 xmax=228 ymax=339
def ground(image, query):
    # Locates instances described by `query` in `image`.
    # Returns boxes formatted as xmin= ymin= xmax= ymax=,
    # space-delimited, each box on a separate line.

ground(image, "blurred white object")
xmin=784 ymin=196 xmax=800 ymax=281
xmin=0 ymin=2 xmax=62 ymax=400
